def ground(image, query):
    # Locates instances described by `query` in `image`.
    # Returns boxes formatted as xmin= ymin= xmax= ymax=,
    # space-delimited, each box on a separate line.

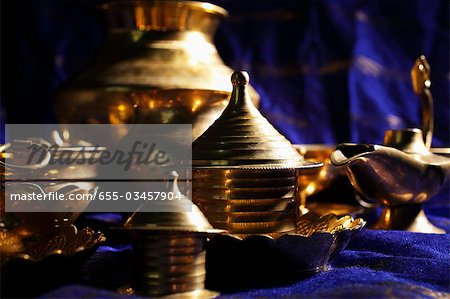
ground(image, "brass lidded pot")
xmin=55 ymin=1 xmax=259 ymax=139
xmin=192 ymin=71 xmax=322 ymax=238
xmin=123 ymin=172 xmax=222 ymax=297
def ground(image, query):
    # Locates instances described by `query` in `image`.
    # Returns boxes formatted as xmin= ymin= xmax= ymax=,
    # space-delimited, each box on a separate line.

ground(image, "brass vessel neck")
xmin=103 ymin=1 xmax=227 ymax=36
xmin=383 ymin=128 xmax=429 ymax=154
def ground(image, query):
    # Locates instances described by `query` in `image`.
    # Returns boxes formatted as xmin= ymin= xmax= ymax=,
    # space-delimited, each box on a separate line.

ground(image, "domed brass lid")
xmin=193 ymin=71 xmax=319 ymax=169
xmin=124 ymin=171 xmax=222 ymax=233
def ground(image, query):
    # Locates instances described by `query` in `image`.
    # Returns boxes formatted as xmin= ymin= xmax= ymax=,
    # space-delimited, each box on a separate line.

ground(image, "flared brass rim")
xmin=192 ymin=161 xmax=323 ymax=170
xmin=103 ymin=1 xmax=228 ymax=17
xmin=215 ymin=213 xmax=366 ymax=240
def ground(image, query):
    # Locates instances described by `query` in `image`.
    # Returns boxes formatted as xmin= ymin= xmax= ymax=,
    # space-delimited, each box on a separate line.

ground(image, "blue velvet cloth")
xmin=40 ymin=208 xmax=450 ymax=298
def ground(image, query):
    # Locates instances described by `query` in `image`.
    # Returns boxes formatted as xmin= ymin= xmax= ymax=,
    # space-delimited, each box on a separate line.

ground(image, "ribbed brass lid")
xmin=193 ymin=71 xmax=308 ymax=168
xmin=124 ymin=171 xmax=222 ymax=233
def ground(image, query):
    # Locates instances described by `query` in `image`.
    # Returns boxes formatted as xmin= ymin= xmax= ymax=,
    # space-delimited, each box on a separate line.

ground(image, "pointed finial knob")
xmin=168 ymin=171 xmax=181 ymax=195
xmin=231 ymin=71 xmax=249 ymax=86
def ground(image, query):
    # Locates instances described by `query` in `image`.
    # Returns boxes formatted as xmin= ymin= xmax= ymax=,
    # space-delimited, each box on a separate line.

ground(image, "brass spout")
xmin=330 ymin=144 xmax=377 ymax=166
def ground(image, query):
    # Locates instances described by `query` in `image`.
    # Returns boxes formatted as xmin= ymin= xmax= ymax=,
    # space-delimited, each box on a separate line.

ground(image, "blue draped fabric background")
xmin=1 ymin=0 xmax=449 ymax=146
xmin=211 ymin=0 xmax=449 ymax=145
xmin=1 ymin=0 xmax=449 ymax=298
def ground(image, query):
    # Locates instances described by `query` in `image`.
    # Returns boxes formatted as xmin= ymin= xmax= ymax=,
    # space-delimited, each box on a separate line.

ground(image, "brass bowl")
xmin=206 ymin=213 xmax=365 ymax=291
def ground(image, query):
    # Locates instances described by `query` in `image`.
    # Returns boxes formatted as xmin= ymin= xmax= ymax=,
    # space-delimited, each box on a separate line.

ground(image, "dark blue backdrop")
xmin=213 ymin=0 xmax=450 ymax=146
xmin=1 ymin=0 xmax=449 ymax=146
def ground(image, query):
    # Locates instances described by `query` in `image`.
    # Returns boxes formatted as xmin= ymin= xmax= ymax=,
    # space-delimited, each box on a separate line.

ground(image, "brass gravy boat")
xmin=331 ymin=129 xmax=450 ymax=233
xmin=331 ymin=56 xmax=449 ymax=233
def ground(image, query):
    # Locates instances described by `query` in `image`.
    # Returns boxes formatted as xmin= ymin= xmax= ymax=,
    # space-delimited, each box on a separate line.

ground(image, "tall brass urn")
xmin=55 ymin=1 xmax=259 ymax=139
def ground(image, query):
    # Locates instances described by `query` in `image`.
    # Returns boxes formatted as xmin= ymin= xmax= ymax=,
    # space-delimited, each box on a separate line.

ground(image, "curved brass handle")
xmin=0 ymin=142 xmax=51 ymax=171
xmin=410 ymin=55 xmax=433 ymax=149
xmin=354 ymin=191 xmax=379 ymax=209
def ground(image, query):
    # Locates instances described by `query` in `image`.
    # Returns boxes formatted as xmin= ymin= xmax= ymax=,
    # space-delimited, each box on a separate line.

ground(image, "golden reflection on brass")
xmin=0 ymin=231 xmax=23 ymax=256
xmin=108 ymin=100 xmax=135 ymax=124
xmin=192 ymin=71 xmax=322 ymax=238
xmin=294 ymin=145 xmax=363 ymax=219
xmin=294 ymin=145 xmax=347 ymax=212
xmin=56 ymin=1 xmax=259 ymax=140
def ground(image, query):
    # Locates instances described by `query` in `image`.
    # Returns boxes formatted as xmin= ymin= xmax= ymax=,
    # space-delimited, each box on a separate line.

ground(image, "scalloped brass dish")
xmin=295 ymin=212 xmax=365 ymax=236
xmin=206 ymin=213 xmax=365 ymax=291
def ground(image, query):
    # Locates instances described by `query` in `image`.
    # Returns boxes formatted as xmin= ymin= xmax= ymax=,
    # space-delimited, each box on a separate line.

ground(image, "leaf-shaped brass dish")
xmin=296 ymin=212 xmax=366 ymax=237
